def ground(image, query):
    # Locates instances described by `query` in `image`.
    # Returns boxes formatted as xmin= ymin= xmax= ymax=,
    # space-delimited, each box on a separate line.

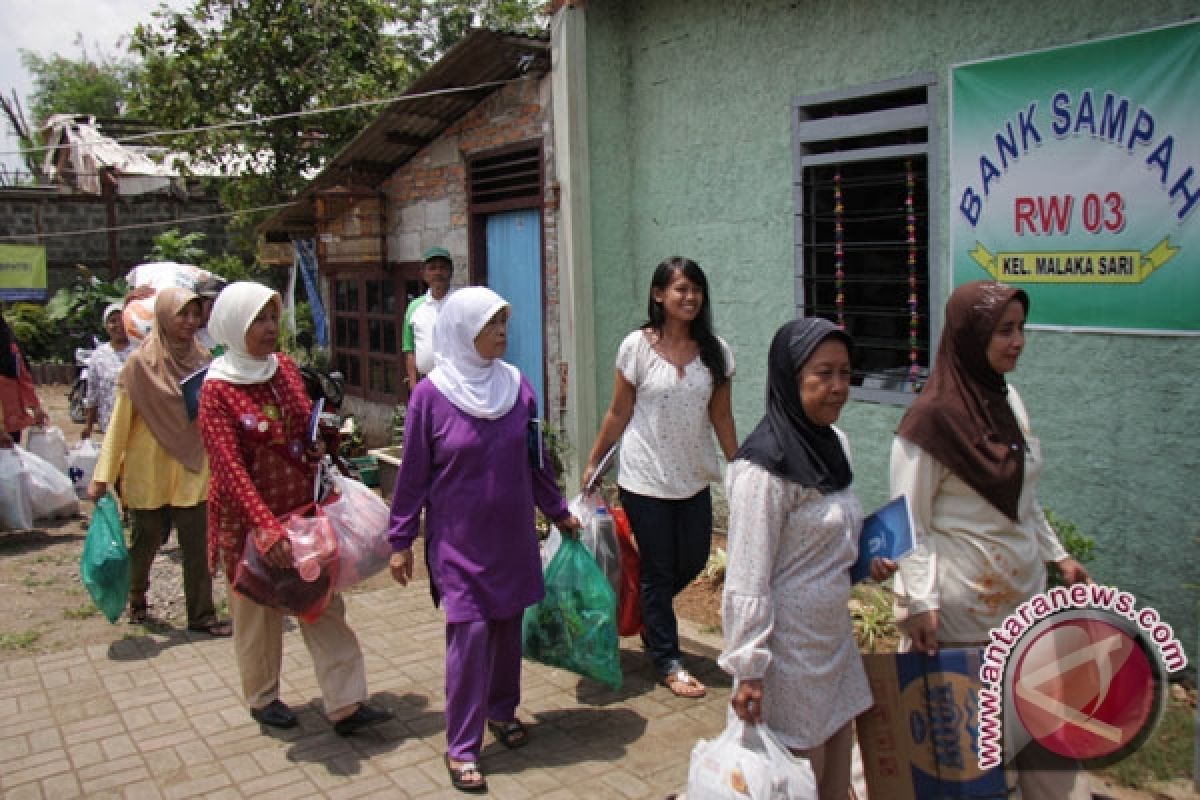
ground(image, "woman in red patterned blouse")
xmin=199 ymin=281 xmax=391 ymax=735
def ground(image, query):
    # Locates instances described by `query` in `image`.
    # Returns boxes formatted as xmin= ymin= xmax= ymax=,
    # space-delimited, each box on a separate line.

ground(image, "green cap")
xmin=422 ymin=246 xmax=452 ymax=263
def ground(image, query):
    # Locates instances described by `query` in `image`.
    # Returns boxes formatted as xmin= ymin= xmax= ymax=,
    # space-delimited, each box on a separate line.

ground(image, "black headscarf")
xmin=734 ymin=318 xmax=854 ymax=491
xmin=0 ymin=314 xmax=18 ymax=379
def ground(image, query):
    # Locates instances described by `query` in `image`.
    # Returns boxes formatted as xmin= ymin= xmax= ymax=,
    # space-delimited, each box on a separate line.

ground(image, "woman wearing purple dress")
xmin=387 ymin=286 xmax=580 ymax=793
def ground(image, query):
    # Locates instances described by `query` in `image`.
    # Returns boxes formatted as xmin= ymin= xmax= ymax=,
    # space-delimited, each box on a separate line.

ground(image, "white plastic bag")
xmin=18 ymin=446 xmax=79 ymax=519
xmin=323 ymin=474 xmax=392 ymax=589
xmin=25 ymin=425 xmax=68 ymax=474
xmin=66 ymin=438 xmax=101 ymax=499
xmin=0 ymin=447 xmax=34 ymax=531
xmin=687 ymin=717 xmax=817 ymax=800
xmin=122 ymin=262 xmax=215 ymax=344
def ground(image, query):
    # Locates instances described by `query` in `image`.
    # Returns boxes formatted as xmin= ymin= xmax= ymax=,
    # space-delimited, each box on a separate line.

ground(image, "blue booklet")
xmin=307 ymin=397 xmax=325 ymax=445
xmin=851 ymin=494 xmax=915 ymax=583
xmin=180 ymin=366 xmax=208 ymax=422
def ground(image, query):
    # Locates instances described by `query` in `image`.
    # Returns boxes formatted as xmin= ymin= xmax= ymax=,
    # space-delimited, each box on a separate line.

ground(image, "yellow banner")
xmin=969 ymin=238 xmax=1178 ymax=284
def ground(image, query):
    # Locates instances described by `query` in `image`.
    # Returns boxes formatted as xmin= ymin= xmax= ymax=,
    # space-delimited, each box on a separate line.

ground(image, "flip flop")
xmin=662 ymin=668 xmax=706 ymax=698
xmin=444 ymin=754 xmax=487 ymax=793
xmin=487 ymin=718 xmax=529 ymax=749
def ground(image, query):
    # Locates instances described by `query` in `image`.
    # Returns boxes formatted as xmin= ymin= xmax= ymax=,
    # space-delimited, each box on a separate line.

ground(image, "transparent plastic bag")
xmin=80 ymin=493 xmax=130 ymax=624
xmin=522 ymin=536 xmax=622 ymax=689
xmin=233 ymin=504 xmax=339 ymax=623
xmin=18 ymin=446 xmax=79 ymax=519
xmin=687 ymin=717 xmax=817 ymax=800
xmin=323 ymin=474 xmax=391 ymax=589
xmin=0 ymin=447 xmax=33 ymax=531
xmin=572 ymin=492 xmax=620 ymax=598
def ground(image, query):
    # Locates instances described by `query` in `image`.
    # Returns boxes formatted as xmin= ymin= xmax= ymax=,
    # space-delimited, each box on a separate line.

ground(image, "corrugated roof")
xmin=259 ymin=28 xmax=550 ymax=237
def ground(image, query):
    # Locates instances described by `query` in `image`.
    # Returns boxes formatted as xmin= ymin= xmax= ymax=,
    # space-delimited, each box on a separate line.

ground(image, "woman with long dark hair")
xmin=0 ymin=311 xmax=48 ymax=447
xmin=582 ymin=256 xmax=738 ymax=698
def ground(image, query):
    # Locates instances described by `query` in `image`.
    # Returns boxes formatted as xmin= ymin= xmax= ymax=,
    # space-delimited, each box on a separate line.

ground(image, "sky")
xmin=0 ymin=0 xmax=189 ymax=175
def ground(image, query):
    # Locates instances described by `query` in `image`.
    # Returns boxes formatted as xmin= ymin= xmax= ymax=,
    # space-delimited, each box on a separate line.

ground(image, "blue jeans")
xmin=618 ymin=487 xmax=712 ymax=675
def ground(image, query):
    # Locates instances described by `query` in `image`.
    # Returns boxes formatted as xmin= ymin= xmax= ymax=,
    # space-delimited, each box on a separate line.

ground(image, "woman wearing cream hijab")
xmin=88 ymin=287 xmax=228 ymax=636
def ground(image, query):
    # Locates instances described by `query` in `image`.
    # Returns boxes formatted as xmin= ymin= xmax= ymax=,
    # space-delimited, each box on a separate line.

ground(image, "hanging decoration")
xmin=906 ymin=159 xmax=920 ymax=386
xmin=833 ymin=167 xmax=845 ymax=330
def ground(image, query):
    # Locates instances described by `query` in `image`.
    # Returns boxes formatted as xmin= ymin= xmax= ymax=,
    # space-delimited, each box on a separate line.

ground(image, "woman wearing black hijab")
xmin=718 ymin=318 xmax=893 ymax=800
xmin=0 ymin=313 xmax=48 ymax=447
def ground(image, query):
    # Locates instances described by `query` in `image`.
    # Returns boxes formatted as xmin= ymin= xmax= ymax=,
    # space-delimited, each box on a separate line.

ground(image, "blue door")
xmin=486 ymin=209 xmax=544 ymax=415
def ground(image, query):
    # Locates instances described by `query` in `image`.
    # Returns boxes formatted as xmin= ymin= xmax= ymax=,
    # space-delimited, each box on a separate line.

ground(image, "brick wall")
xmin=0 ymin=186 xmax=232 ymax=293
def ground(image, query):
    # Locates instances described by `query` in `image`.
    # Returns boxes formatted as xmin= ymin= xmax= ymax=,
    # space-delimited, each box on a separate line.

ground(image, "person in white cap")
xmin=81 ymin=302 xmax=135 ymax=439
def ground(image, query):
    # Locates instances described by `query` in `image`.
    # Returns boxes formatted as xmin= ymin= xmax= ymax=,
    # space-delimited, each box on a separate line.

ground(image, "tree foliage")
xmin=125 ymin=0 xmax=545 ymax=229
xmin=20 ymin=38 xmax=132 ymax=128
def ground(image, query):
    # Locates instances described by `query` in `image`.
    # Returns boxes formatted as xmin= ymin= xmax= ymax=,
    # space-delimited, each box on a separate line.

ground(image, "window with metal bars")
xmin=793 ymin=75 xmax=936 ymax=403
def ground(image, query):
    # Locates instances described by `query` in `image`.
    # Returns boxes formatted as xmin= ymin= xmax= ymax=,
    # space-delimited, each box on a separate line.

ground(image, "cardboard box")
xmin=858 ymin=649 xmax=1009 ymax=799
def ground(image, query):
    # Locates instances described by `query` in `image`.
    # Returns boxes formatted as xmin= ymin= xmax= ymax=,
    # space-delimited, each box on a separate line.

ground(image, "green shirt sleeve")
xmin=402 ymin=294 xmax=427 ymax=353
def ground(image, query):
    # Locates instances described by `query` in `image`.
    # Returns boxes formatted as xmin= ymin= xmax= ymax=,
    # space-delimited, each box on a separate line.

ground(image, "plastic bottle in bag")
xmin=587 ymin=505 xmax=621 ymax=598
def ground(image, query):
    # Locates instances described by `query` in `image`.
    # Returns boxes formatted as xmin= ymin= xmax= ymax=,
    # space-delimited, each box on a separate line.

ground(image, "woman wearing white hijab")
xmin=386 ymin=286 xmax=580 ymax=793
xmin=198 ymin=281 xmax=391 ymax=736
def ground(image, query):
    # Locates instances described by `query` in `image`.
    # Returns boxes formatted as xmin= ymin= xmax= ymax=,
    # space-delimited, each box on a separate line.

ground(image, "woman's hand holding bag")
xmin=232 ymin=502 xmax=339 ymax=623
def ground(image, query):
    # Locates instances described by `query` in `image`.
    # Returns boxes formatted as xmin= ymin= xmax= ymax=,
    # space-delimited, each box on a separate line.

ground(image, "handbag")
xmin=232 ymin=502 xmax=339 ymax=623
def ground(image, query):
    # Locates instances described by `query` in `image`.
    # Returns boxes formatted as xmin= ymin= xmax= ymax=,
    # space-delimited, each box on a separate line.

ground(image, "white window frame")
xmin=792 ymin=73 xmax=941 ymax=406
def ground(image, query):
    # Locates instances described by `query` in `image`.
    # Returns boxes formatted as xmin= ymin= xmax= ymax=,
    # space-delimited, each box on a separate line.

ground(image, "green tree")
xmin=126 ymin=0 xmax=545 ymax=232
xmin=21 ymin=37 xmax=132 ymax=127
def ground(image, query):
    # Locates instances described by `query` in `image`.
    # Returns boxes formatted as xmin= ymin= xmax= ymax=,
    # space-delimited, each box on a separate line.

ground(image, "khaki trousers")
xmin=228 ymin=587 xmax=367 ymax=718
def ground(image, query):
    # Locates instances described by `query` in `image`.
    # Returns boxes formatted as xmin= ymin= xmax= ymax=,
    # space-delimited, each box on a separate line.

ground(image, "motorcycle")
xmin=67 ymin=335 xmax=100 ymax=425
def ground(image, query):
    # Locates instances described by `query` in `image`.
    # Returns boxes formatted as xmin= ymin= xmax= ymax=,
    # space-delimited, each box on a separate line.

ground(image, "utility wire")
xmin=2 ymin=79 xmax=519 ymax=159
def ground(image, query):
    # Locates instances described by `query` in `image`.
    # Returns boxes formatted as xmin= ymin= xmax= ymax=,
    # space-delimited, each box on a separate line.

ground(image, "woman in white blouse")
xmin=720 ymin=318 xmax=893 ymax=800
xmin=891 ymin=280 xmax=1089 ymax=799
xmin=583 ymin=256 xmax=737 ymax=698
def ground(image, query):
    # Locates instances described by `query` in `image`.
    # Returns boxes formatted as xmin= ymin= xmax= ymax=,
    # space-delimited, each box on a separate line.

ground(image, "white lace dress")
xmin=719 ymin=456 xmax=872 ymax=750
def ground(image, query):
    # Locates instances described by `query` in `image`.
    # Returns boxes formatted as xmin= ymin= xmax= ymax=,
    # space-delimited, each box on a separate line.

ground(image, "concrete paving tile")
xmin=4 ymin=783 xmax=43 ymax=800
xmin=1 ymin=749 xmax=71 ymax=789
xmin=119 ymin=779 xmax=165 ymax=800
xmin=40 ymin=770 xmax=82 ymax=799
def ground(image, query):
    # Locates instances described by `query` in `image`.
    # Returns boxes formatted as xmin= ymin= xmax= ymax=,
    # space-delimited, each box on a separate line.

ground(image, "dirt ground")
xmin=3 ymin=384 xmax=1194 ymax=799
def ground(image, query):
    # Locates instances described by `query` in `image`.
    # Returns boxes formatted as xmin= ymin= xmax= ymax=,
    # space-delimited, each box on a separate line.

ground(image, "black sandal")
xmin=129 ymin=597 xmax=148 ymax=625
xmin=444 ymin=754 xmax=487 ymax=793
xmin=487 ymin=718 xmax=529 ymax=749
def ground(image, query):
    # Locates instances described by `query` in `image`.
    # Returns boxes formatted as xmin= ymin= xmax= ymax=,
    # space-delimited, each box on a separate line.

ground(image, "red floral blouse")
xmin=198 ymin=354 xmax=332 ymax=579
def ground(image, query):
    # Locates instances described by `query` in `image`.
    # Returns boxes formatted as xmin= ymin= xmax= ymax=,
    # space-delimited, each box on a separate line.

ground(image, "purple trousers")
xmin=444 ymin=614 xmax=523 ymax=760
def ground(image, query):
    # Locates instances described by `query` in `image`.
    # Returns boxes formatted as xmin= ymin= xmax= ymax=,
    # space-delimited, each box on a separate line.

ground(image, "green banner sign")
xmin=0 ymin=244 xmax=47 ymax=301
xmin=951 ymin=21 xmax=1200 ymax=332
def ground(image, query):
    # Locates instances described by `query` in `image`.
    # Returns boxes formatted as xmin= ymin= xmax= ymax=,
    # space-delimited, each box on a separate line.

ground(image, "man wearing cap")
xmin=193 ymin=275 xmax=228 ymax=355
xmin=403 ymin=246 xmax=454 ymax=389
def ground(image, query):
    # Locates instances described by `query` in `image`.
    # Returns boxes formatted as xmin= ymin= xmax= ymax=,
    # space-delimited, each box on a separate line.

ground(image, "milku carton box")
xmin=858 ymin=649 xmax=1009 ymax=799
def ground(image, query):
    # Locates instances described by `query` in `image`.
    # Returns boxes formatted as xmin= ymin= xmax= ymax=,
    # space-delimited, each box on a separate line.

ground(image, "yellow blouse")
xmin=92 ymin=389 xmax=209 ymax=509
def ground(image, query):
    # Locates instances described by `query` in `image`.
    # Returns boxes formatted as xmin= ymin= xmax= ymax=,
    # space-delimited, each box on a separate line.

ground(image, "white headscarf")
xmin=428 ymin=286 xmax=521 ymax=419
xmin=205 ymin=281 xmax=281 ymax=385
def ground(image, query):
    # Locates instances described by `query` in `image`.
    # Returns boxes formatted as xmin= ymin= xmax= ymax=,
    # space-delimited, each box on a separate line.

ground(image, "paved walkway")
xmin=0 ymin=582 xmax=731 ymax=799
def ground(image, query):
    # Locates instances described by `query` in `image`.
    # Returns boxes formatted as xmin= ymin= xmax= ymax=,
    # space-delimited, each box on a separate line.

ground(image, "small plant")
xmin=338 ymin=415 xmax=366 ymax=459
xmin=1045 ymin=510 xmax=1096 ymax=587
xmin=0 ymin=630 xmax=43 ymax=650
xmin=63 ymin=605 xmax=99 ymax=620
xmin=700 ymin=547 xmax=727 ymax=585
xmin=851 ymin=584 xmax=898 ymax=653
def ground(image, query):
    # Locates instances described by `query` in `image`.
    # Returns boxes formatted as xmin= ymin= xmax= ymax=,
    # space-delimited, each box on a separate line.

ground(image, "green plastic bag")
xmin=80 ymin=494 xmax=130 ymax=624
xmin=522 ymin=535 xmax=622 ymax=689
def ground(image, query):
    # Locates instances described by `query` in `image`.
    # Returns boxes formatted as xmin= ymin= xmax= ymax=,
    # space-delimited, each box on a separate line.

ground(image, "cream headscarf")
xmin=118 ymin=287 xmax=209 ymax=472
xmin=205 ymin=282 xmax=281 ymax=385
xmin=428 ymin=286 xmax=520 ymax=419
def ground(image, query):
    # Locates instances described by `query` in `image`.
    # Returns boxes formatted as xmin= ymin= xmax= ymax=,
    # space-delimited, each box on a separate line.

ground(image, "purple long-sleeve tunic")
xmin=387 ymin=376 xmax=570 ymax=624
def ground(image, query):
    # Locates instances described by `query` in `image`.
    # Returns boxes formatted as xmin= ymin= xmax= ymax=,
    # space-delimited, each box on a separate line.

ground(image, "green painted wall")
xmin=585 ymin=0 xmax=1199 ymax=663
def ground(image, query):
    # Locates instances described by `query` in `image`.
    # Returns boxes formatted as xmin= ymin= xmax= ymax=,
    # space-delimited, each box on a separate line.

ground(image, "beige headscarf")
xmin=119 ymin=287 xmax=210 ymax=472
